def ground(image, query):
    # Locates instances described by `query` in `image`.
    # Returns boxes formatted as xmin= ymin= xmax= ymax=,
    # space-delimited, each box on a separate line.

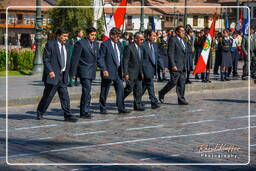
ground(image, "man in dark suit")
xmin=158 ymin=26 xmax=189 ymax=105
xmin=141 ymin=30 xmax=164 ymax=109
xmin=36 ymin=29 xmax=78 ymax=122
xmin=68 ymin=29 xmax=84 ymax=87
xmin=70 ymin=27 xmax=99 ymax=119
xmin=98 ymin=27 xmax=130 ymax=114
xmin=123 ymin=32 xmax=145 ymax=111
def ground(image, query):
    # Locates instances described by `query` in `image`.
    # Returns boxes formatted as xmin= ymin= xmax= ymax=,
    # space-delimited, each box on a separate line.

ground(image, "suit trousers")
xmin=37 ymin=74 xmax=72 ymax=118
xmin=159 ymin=70 xmax=186 ymax=103
xmin=80 ymin=78 xmax=92 ymax=114
xmin=124 ymin=78 xmax=143 ymax=108
xmin=142 ymin=78 xmax=158 ymax=106
xmin=99 ymin=77 xmax=125 ymax=112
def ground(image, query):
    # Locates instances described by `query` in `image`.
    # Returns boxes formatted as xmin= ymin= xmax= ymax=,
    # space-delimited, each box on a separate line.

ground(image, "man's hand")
xmin=172 ymin=66 xmax=178 ymax=71
xmin=103 ymin=71 xmax=109 ymax=78
xmin=73 ymin=76 xmax=76 ymax=79
xmin=141 ymin=74 xmax=144 ymax=80
xmin=124 ymin=75 xmax=129 ymax=81
xmin=49 ymin=72 xmax=55 ymax=79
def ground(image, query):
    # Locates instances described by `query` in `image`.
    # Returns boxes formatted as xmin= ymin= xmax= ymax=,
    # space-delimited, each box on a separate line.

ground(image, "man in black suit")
xmin=142 ymin=30 xmax=164 ymax=109
xmin=98 ymin=27 xmax=130 ymax=114
xmin=158 ymin=26 xmax=189 ymax=105
xmin=123 ymin=32 xmax=145 ymax=111
xmin=36 ymin=29 xmax=78 ymax=122
xmin=70 ymin=27 xmax=99 ymax=119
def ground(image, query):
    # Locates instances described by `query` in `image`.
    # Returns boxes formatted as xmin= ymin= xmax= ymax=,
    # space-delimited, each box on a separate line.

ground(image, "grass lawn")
xmin=0 ymin=70 xmax=32 ymax=77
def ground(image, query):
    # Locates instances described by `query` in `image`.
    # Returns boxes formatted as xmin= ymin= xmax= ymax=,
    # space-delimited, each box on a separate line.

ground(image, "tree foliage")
xmin=48 ymin=0 xmax=93 ymax=37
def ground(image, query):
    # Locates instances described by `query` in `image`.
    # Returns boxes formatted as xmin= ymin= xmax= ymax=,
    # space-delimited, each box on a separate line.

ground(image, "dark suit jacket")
xmin=70 ymin=38 xmax=99 ymax=80
xmin=168 ymin=36 xmax=187 ymax=71
xmin=142 ymin=41 xmax=164 ymax=79
xmin=123 ymin=43 xmax=143 ymax=81
xmin=42 ymin=40 xmax=70 ymax=85
xmin=98 ymin=39 xmax=123 ymax=80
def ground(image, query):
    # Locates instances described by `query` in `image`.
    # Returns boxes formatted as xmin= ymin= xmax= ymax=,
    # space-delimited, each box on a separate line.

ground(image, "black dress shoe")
xmin=64 ymin=116 xmax=78 ymax=122
xmin=151 ymin=104 xmax=160 ymax=109
xmin=178 ymin=101 xmax=189 ymax=105
xmin=134 ymin=107 xmax=145 ymax=111
xmin=225 ymin=78 xmax=230 ymax=81
xmin=158 ymin=91 xmax=164 ymax=104
xmin=186 ymin=80 xmax=192 ymax=84
xmin=36 ymin=113 xmax=43 ymax=120
xmin=100 ymin=110 xmax=108 ymax=115
xmin=118 ymin=109 xmax=130 ymax=114
xmin=80 ymin=113 xmax=92 ymax=119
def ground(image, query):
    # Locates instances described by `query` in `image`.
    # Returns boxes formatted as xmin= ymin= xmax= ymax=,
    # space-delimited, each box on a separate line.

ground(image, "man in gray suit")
xmin=158 ymin=26 xmax=188 ymax=105
xmin=242 ymin=26 xmax=256 ymax=80
xmin=70 ymin=27 xmax=99 ymax=119
xmin=123 ymin=32 xmax=145 ymax=111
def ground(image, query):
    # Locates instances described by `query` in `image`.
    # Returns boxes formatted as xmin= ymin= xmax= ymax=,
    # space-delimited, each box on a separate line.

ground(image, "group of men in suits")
xmin=36 ymin=26 xmax=189 ymax=122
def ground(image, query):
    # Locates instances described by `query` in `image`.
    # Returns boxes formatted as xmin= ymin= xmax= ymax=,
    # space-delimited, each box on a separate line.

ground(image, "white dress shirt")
xmin=57 ymin=41 xmax=67 ymax=72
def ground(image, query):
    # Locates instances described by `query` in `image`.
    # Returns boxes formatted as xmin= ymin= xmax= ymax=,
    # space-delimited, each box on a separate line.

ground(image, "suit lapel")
xmin=108 ymin=40 xmax=119 ymax=67
xmin=85 ymin=38 xmax=95 ymax=56
xmin=176 ymin=36 xmax=186 ymax=53
xmin=55 ymin=40 xmax=62 ymax=68
xmin=145 ymin=41 xmax=155 ymax=64
xmin=131 ymin=43 xmax=140 ymax=60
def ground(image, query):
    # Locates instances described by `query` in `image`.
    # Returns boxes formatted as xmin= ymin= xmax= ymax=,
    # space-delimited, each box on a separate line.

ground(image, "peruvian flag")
xmin=103 ymin=0 xmax=127 ymax=41
xmin=192 ymin=15 xmax=217 ymax=75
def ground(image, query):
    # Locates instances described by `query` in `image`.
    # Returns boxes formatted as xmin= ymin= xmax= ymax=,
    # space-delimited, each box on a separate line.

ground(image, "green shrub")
xmin=0 ymin=49 xmax=35 ymax=71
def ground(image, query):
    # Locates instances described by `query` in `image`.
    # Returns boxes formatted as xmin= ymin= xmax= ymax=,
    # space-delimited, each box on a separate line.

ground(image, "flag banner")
xmin=193 ymin=15 xmax=216 ymax=75
xmin=103 ymin=0 xmax=127 ymax=41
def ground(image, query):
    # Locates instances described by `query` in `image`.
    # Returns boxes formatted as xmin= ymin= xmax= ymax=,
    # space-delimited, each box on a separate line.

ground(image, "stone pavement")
xmin=0 ymin=63 xmax=254 ymax=107
xmin=0 ymin=87 xmax=255 ymax=170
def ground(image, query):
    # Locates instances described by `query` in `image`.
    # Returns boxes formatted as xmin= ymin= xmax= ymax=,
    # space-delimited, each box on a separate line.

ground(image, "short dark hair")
xmin=75 ymin=29 xmax=83 ymax=35
xmin=223 ymin=29 xmax=229 ymax=33
xmin=86 ymin=27 xmax=97 ymax=34
xmin=175 ymin=26 xmax=184 ymax=33
xmin=134 ymin=32 xmax=143 ymax=39
xmin=109 ymin=27 xmax=121 ymax=36
xmin=56 ymin=28 xmax=69 ymax=37
xmin=145 ymin=29 xmax=154 ymax=37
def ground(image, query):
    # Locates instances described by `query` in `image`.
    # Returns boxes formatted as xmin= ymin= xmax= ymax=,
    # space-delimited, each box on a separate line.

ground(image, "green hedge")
xmin=0 ymin=49 xmax=34 ymax=71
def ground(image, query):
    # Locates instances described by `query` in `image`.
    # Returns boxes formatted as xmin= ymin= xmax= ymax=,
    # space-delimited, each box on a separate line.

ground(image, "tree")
xmin=48 ymin=0 xmax=93 ymax=37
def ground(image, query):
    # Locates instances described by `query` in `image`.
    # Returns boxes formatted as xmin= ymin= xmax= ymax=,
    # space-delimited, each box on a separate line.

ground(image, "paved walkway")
xmin=0 ymin=62 xmax=254 ymax=107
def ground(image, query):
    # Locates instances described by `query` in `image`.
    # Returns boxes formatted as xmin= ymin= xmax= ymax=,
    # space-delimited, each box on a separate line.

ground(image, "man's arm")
xmin=123 ymin=45 xmax=131 ymax=80
xmin=70 ymin=41 xmax=82 ymax=78
xmin=168 ymin=37 xmax=177 ymax=71
xmin=43 ymin=42 xmax=54 ymax=74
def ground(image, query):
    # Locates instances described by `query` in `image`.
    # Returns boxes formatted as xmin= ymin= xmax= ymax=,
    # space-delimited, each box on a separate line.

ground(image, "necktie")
xmin=180 ymin=39 xmax=185 ymax=50
xmin=114 ymin=43 xmax=120 ymax=67
xmin=150 ymin=43 xmax=156 ymax=65
xmin=137 ymin=46 xmax=141 ymax=59
xmin=60 ymin=43 xmax=65 ymax=71
xmin=90 ymin=42 xmax=93 ymax=49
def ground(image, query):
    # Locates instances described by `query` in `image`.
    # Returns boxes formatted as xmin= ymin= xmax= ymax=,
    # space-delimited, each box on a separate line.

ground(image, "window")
xmin=31 ymin=15 xmax=35 ymax=24
xmin=166 ymin=16 xmax=170 ymax=22
xmin=24 ymin=14 xmax=30 ymax=24
xmin=193 ymin=16 xmax=198 ymax=26
xmin=16 ymin=14 xmax=23 ymax=24
xmin=8 ymin=14 xmax=16 ymax=24
xmin=127 ymin=15 xmax=132 ymax=25
xmin=42 ymin=15 xmax=47 ymax=25
xmin=204 ymin=16 xmax=209 ymax=27
xmin=0 ymin=13 xmax=5 ymax=24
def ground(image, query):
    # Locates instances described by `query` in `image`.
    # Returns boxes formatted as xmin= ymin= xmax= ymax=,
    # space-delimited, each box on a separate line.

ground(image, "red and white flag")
xmin=103 ymin=0 xmax=127 ymax=41
xmin=192 ymin=15 xmax=217 ymax=75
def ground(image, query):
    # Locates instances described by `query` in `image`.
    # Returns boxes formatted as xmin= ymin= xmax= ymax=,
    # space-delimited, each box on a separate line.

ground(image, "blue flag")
xmin=225 ymin=14 xmax=229 ymax=29
xmin=242 ymin=18 xmax=249 ymax=35
xmin=152 ymin=16 xmax=156 ymax=32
